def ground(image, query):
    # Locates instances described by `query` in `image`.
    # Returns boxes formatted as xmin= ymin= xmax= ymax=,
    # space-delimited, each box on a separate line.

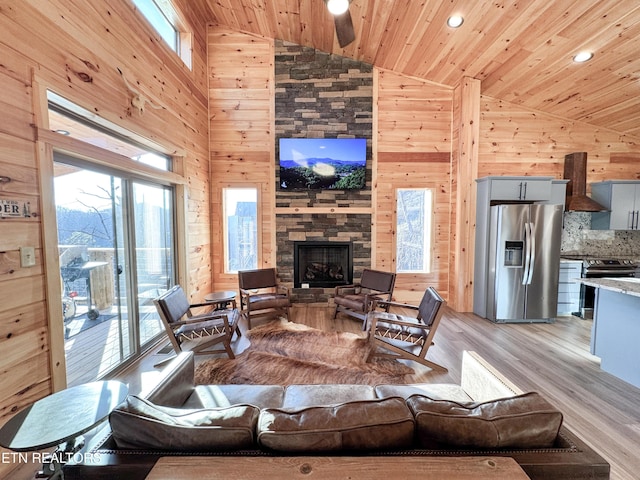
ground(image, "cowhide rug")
xmin=194 ymin=319 xmax=415 ymax=385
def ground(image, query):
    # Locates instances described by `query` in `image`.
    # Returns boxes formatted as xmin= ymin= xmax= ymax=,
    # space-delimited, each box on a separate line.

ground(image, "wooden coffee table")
xmin=145 ymin=455 xmax=530 ymax=479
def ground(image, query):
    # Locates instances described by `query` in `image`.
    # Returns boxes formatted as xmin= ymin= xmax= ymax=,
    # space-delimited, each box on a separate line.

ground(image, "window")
xmin=131 ymin=0 xmax=192 ymax=68
xmin=224 ymin=188 xmax=258 ymax=273
xmin=396 ymin=188 xmax=434 ymax=273
xmin=48 ymin=91 xmax=172 ymax=171
xmin=132 ymin=0 xmax=178 ymax=51
xmin=48 ymin=94 xmax=177 ymax=386
xmin=54 ymin=156 xmax=176 ymax=386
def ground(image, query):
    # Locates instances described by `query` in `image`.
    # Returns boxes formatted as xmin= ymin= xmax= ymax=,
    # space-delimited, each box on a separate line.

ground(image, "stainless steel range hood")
xmin=563 ymin=152 xmax=608 ymax=212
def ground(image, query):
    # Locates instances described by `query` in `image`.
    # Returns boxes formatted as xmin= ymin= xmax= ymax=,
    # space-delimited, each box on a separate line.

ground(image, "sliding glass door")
xmin=54 ymin=156 xmax=174 ymax=385
xmin=133 ymin=182 xmax=174 ymax=345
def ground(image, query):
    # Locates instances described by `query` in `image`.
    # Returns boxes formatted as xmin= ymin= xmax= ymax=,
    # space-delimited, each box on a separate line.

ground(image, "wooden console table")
xmin=145 ymin=455 xmax=530 ymax=480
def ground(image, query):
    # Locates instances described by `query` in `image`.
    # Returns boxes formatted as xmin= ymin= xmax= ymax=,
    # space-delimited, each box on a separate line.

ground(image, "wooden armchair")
xmin=238 ymin=268 xmax=291 ymax=329
xmin=364 ymin=286 xmax=447 ymax=371
xmin=153 ymin=285 xmax=237 ymax=360
xmin=333 ymin=268 xmax=396 ymax=327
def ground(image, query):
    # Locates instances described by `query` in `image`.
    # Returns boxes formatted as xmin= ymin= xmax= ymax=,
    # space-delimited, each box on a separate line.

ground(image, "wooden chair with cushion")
xmin=333 ymin=268 xmax=396 ymax=328
xmin=238 ymin=268 xmax=291 ymax=329
xmin=364 ymin=286 xmax=447 ymax=371
xmin=154 ymin=285 xmax=238 ymax=361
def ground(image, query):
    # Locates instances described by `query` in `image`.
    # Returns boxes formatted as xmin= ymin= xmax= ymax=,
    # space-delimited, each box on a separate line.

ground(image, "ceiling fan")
xmin=325 ymin=0 xmax=355 ymax=48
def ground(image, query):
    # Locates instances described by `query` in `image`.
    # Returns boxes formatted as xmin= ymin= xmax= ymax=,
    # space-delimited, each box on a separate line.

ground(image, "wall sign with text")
xmin=0 ymin=199 xmax=32 ymax=218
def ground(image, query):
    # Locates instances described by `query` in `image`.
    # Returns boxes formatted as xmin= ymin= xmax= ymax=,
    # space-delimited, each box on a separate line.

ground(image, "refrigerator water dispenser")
xmin=504 ymin=241 xmax=523 ymax=267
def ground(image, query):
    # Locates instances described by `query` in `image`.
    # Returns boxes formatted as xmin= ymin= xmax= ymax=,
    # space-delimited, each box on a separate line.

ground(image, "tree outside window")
xmin=224 ymin=188 xmax=258 ymax=273
xmin=396 ymin=188 xmax=433 ymax=273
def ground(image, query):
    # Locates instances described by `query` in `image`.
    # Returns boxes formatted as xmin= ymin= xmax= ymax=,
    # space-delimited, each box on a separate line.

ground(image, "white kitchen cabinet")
xmin=557 ymin=260 xmax=581 ymax=315
xmin=591 ymin=181 xmax=640 ymax=230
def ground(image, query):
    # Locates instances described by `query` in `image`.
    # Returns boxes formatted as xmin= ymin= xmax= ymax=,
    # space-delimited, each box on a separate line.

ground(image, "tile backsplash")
xmin=561 ymin=212 xmax=640 ymax=257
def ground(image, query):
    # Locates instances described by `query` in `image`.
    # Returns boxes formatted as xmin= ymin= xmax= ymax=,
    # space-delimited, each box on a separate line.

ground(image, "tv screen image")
xmin=279 ymin=138 xmax=367 ymax=190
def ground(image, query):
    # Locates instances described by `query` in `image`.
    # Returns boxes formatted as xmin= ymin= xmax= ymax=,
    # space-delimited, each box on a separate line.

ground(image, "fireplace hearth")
xmin=294 ymin=241 xmax=353 ymax=288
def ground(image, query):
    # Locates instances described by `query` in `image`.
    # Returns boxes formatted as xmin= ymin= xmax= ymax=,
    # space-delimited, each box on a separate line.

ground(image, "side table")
xmin=204 ymin=290 xmax=237 ymax=310
xmin=0 ymin=380 xmax=128 ymax=479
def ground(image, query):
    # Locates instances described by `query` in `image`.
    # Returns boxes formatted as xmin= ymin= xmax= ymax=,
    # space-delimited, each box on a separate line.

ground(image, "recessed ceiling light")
xmin=326 ymin=0 xmax=349 ymax=15
xmin=573 ymin=51 xmax=594 ymax=63
xmin=447 ymin=15 xmax=464 ymax=28
xmin=55 ymin=129 xmax=71 ymax=136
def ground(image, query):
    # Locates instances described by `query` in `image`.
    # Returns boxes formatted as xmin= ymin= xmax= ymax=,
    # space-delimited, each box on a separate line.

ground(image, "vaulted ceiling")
xmin=200 ymin=0 xmax=640 ymax=138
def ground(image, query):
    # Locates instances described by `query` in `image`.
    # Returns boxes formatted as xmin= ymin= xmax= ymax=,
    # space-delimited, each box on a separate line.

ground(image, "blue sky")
xmin=280 ymin=138 xmax=366 ymax=163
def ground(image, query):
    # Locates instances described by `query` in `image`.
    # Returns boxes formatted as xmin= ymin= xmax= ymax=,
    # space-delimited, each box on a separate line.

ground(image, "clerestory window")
xmin=132 ymin=0 xmax=192 ymax=69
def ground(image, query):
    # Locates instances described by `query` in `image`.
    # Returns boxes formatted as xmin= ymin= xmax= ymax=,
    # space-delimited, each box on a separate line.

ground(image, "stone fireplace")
xmin=274 ymin=40 xmax=373 ymax=303
xmin=294 ymin=241 xmax=353 ymax=288
xmin=276 ymin=213 xmax=371 ymax=303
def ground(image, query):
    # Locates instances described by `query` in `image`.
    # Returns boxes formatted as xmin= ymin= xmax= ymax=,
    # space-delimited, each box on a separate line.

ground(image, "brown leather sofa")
xmin=63 ymin=351 xmax=609 ymax=480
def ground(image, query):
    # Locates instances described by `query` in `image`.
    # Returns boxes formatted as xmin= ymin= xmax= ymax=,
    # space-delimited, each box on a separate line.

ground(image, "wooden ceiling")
xmin=200 ymin=0 xmax=640 ymax=138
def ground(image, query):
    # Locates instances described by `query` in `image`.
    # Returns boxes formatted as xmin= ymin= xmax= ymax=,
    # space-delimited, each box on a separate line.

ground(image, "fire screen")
xmin=293 ymin=241 xmax=353 ymax=288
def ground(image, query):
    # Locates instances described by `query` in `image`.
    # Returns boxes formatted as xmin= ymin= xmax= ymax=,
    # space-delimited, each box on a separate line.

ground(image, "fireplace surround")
xmin=293 ymin=241 xmax=353 ymax=288
xmin=275 ymin=213 xmax=371 ymax=303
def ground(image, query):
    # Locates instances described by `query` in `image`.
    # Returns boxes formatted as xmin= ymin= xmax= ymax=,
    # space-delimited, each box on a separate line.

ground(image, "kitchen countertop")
xmin=576 ymin=277 xmax=640 ymax=299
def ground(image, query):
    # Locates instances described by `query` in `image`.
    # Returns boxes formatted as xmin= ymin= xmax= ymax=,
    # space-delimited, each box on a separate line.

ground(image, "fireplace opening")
xmin=294 ymin=241 xmax=353 ymax=288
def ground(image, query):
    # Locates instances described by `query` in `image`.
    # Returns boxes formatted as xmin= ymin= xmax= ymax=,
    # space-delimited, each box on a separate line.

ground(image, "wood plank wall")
xmin=2 ymin=12 xmax=640 ymax=477
xmin=479 ymin=97 xmax=640 ymax=183
xmin=205 ymin=29 xmax=456 ymax=304
xmin=208 ymin=27 xmax=275 ymax=292
xmin=0 ymin=2 xmax=210 ymax=477
xmin=205 ymin=28 xmax=640 ymax=310
xmin=449 ymin=78 xmax=480 ymax=312
xmin=376 ymin=69 xmax=454 ymax=304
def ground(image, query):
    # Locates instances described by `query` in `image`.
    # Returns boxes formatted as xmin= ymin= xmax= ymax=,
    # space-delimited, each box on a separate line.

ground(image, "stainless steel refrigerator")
xmin=486 ymin=203 xmax=563 ymax=323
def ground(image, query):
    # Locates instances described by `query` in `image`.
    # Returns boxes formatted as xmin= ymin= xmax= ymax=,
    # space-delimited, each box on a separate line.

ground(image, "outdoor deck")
xmin=64 ymin=305 xmax=163 ymax=386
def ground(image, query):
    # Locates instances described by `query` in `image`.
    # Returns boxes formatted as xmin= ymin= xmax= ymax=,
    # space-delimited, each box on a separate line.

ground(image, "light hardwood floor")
xmin=12 ymin=305 xmax=640 ymax=479
xmin=131 ymin=304 xmax=640 ymax=480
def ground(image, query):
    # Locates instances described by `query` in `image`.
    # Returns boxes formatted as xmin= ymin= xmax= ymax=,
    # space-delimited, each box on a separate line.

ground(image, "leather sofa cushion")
xmin=257 ymin=397 xmax=414 ymax=452
xmin=185 ymin=384 xmax=285 ymax=409
xmin=375 ymin=384 xmax=473 ymax=403
xmin=283 ymin=384 xmax=375 ymax=408
xmin=407 ymin=392 xmax=563 ymax=449
xmin=110 ymin=396 xmax=259 ymax=450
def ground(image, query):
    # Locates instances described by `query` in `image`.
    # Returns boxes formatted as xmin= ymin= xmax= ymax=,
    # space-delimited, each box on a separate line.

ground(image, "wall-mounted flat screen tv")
xmin=279 ymin=138 xmax=367 ymax=190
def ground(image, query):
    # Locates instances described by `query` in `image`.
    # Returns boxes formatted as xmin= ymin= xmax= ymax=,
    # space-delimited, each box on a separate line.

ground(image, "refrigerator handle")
xmin=527 ymin=222 xmax=536 ymax=285
xmin=522 ymin=222 xmax=532 ymax=285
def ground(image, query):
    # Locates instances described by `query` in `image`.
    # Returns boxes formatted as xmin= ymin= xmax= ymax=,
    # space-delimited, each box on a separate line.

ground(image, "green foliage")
xmin=280 ymin=165 xmax=365 ymax=190
xmin=333 ymin=169 xmax=366 ymax=189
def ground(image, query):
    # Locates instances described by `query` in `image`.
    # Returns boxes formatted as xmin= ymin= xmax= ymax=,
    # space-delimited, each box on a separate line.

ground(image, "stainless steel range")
xmin=562 ymin=256 xmax=638 ymax=318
